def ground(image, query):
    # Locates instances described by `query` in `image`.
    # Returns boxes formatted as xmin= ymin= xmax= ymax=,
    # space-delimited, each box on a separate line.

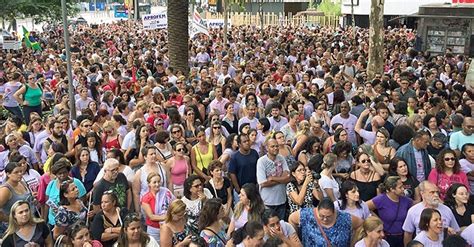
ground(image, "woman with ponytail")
xmin=231 ymin=221 xmax=265 ymax=247
xmin=353 ymin=216 xmax=390 ymax=247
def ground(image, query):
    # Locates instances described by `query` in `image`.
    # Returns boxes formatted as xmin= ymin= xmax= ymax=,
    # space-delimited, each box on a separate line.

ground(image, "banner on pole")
xmin=207 ymin=19 xmax=231 ymax=29
xmin=2 ymin=40 xmax=21 ymax=50
xmin=142 ymin=13 xmax=168 ymax=30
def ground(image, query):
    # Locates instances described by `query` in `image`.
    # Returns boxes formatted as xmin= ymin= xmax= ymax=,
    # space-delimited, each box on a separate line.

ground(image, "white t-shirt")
xmin=461 ymin=223 xmax=474 ymax=246
xmin=414 ymin=230 xmax=443 ymax=247
xmin=354 ymin=239 xmax=390 ymax=247
xmin=319 ymin=174 xmax=340 ymax=200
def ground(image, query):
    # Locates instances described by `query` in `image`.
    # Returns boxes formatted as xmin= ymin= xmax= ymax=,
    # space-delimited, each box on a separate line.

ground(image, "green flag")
xmin=22 ymin=26 xmax=41 ymax=51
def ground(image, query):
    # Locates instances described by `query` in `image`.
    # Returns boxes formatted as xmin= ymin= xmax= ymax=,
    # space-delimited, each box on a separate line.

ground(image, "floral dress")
xmin=46 ymin=199 xmax=87 ymax=227
xmin=286 ymin=181 xmax=316 ymax=214
xmin=200 ymin=228 xmax=227 ymax=247
xmin=300 ymin=208 xmax=351 ymax=247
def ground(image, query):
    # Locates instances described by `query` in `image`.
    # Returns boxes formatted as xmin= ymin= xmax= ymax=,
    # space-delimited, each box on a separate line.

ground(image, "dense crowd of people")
xmin=0 ymin=17 xmax=473 ymax=247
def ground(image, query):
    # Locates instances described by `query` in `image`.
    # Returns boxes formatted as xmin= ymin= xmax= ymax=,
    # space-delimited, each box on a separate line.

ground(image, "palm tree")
xmin=367 ymin=0 xmax=384 ymax=80
xmin=167 ymin=0 xmax=189 ymax=75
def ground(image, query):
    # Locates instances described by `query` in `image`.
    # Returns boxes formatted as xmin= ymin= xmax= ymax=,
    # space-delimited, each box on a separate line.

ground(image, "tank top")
xmin=194 ymin=143 xmax=214 ymax=172
xmin=171 ymin=159 xmax=188 ymax=185
xmin=1 ymin=182 xmax=33 ymax=214
xmin=139 ymin=164 xmax=167 ymax=199
xmin=24 ymin=84 xmax=42 ymax=107
xmin=157 ymin=146 xmax=173 ymax=161
xmin=103 ymin=136 xmax=120 ymax=151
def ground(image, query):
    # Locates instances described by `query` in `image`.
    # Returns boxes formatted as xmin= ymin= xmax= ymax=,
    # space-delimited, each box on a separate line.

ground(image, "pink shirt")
xmin=170 ymin=159 xmax=188 ymax=185
xmin=428 ymin=169 xmax=470 ymax=200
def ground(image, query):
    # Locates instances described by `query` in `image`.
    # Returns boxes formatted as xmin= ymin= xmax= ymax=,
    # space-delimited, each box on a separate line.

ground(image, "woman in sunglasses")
xmin=428 ymin=149 xmax=469 ymax=200
xmin=115 ymin=213 xmax=159 ymax=247
xmin=2 ymin=200 xmax=53 ymax=246
xmin=349 ymin=152 xmax=383 ymax=202
xmin=166 ymin=142 xmax=191 ymax=198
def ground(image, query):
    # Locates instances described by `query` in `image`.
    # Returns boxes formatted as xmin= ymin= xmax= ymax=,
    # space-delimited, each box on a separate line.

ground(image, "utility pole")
xmin=61 ymin=0 xmax=77 ymax=120
xmin=134 ymin=0 xmax=140 ymax=20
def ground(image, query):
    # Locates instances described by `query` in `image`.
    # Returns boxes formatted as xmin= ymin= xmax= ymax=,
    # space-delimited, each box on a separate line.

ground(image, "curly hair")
xmin=435 ymin=149 xmax=461 ymax=174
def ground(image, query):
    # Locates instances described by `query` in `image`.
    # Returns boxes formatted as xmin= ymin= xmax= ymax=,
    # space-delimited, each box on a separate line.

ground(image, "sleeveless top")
xmin=194 ymin=143 xmax=214 ymax=173
xmin=350 ymin=173 xmax=382 ymax=202
xmin=1 ymin=182 xmax=33 ymax=214
xmin=103 ymin=136 xmax=121 ymax=151
xmin=300 ymin=208 xmax=352 ymax=247
xmin=170 ymin=158 xmax=188 ymax=185
xmin=157 ymin=146 xmax=173 ymax=161
xmin=139 ymin=164 xmax=167 ymax=199
xmin=24 ymin=84 xmax=42 ymax=107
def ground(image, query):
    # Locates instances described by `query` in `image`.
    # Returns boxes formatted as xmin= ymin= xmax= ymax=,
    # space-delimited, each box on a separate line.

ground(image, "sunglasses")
xmin=360 ymin=159 xmax=371 ymax=163
xmin=172 ymin=130 xmax=181 ymax=134
xmin=82 ymin=124 xmax=92 ymax=128
xmin=213 ymin=126 xmax=220 ymax=129
xmin=176 ymin=148 xmax=185 ymax=152
xmin=192 ymin=183 xmax=203 ymax=188
xmin=154 ymin=111 xmax=160 ymax=114
xmin=156 ymin=122 xmax=164 ymax=126
xmin=444 ymin=157 xmax=456 ymax=161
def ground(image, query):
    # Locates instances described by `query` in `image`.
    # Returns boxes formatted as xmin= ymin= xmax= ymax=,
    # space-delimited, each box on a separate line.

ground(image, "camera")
xmin=311 ymin=171 xmax=321 ymax=180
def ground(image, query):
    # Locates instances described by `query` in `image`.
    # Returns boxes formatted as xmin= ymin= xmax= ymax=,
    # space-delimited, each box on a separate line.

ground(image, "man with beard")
xmin=43 ymin=119 xmax=69 ymax=157
xmin=450 ymin=117 xmax=474 ymax=157
xmin=402 ymin=181 xmax=460 ymax=246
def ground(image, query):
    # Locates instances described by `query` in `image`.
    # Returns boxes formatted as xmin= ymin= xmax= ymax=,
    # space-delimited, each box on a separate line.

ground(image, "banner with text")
xmin=142 ymin=13 xmax=168 ymax=30
xmin=207 ymin=19 xmax=231 ymax=29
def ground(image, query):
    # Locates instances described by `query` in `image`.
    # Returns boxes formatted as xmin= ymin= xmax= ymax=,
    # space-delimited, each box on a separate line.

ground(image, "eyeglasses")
xmin=319 ymin=214 xmax=332 ymax=221
xmin=360 ymin=159 xmax=371 ymax=163
xmin=444 ymin=157 xmax=456 ymax=162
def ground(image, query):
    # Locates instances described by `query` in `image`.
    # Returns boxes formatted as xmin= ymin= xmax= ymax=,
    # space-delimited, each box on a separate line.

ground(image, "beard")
xmin=52 ymin=132 xmax=64 ymax=139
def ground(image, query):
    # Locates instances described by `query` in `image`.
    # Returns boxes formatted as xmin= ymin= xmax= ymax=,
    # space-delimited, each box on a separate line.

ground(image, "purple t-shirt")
xmin=372 ymin=193 xmax=413 ymax=234
xmin=402 ymin=202 xmax=460 ymax=235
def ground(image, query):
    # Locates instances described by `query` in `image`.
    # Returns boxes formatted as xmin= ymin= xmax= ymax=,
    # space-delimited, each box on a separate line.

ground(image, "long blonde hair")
xmin=2 ymin=201 xmax=43 ymax=241
xmin=165 ymin=199 xmax=187 ymax=223
xmin=353 ymin=216 xmax=384 ymax=244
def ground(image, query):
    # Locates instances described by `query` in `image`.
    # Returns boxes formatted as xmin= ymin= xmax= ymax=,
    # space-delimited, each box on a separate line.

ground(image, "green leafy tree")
xmin=0 ymin=0 xmax=79 ymax=30
xmin=317 ymin=0 xmax=341 ymax=16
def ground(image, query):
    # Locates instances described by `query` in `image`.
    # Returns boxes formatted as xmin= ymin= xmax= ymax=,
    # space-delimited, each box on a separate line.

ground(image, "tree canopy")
xmin=0 ymin=0 xmax=79 ymax=24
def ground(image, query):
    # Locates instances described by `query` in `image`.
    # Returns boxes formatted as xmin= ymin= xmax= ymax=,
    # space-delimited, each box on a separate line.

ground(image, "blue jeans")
xmin=22 ymin=104 xmax=42 ymax=125
xmin=3 ymin=106 xmax=23 ymax=122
